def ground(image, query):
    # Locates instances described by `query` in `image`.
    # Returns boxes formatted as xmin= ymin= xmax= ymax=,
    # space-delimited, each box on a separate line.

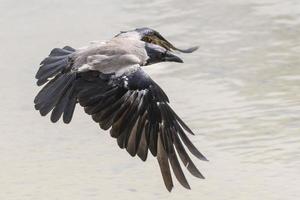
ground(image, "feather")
xmin=49 ymin=47 xmax=74 ymax=56
xmin=34 ymin=75 xmax=61 ymax=104
xmin=38 ymin=73 xmax=76 ymax=116
xmin=50 ymin=84 xmax=73 ymax=122
xmin=134 ymin=111 xmax=147 ymax=154
xmin=112 ymin=91 xmax=135 ymax=123
xmin=37 ymin=78 xmax=49 ymax=86
xmin=120 ymin=97 xmax=141 ymax=148
xmin=157 ymin=125 xmax=173 ymax=192
xmin=36 ymin=58 xmax=68 ymax=79
xmin=137 ymin=121 xmax=149 ymax=161
xmin=148 ymin=122 xmax=158 ymax=156
xmin=126 ymin=117 xmax=140 ymax=156
xmin=175 ymin=122 xmax=208 ymax=161
xmin=110 ymin=103 xmax=132 ymax=138
xmin=63 ymin=46 xmax=76 ymax=51
xmin=165 ymin=128 xmax=190 ymax=189
xmin=63 ymin=88 xmax=77 ymax=124
xmin=172 ymin=129 xmax=204 ymax=179
xmin=96 ymin=90 xmax=130 ymax=128
xmin=40 ymin=55 xmax=67 ymax=65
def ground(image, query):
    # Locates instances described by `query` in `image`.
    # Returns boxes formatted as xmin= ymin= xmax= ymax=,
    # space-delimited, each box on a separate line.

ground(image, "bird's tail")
xmin=34 ymin=46 xmax=78 ymax=123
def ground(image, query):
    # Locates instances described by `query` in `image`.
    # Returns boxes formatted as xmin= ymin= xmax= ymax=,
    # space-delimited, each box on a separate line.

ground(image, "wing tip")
xmin=166 ymin=185 xmax=173 ymax=192
xmin=197 ymin=154 xmax=209 ymax=162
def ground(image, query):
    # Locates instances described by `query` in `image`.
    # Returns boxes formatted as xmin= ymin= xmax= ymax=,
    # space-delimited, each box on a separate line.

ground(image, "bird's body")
xmin=34 ymin=27 xmax=207 ymax=191
xmin=73 ymin=37 xmax=148 ymax=74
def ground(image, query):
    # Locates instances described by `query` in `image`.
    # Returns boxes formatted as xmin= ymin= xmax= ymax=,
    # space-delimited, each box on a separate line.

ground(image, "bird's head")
xmin=135 ymin=27 xmax=199 ymax=53
xmin=116 ymin=27 xmax=199 ymax=54
xmin=144 ymin=43 xmax=183 ymax=65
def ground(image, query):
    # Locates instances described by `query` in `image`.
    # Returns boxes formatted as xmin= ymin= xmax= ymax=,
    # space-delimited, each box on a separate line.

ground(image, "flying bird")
xmin=34 ymin=27 xmax=208 ymax=191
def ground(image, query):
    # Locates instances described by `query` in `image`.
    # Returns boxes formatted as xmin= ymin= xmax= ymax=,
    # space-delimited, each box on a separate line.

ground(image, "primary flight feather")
xmin=34 ymin=27 xmax=207 ymax=191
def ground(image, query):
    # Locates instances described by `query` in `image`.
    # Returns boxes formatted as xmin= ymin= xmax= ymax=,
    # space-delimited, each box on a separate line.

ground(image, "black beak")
xmin=164 ymin=51 xmax=183 ymax=63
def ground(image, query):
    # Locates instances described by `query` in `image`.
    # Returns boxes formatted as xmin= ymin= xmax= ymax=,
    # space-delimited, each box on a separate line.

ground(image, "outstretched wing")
xmin=75 ymin=68 xmax=207 ymax=191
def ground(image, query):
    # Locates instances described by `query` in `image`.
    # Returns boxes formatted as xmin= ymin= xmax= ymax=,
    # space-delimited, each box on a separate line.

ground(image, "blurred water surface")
xmin=0 ymin=0 xmax=300 ymax=199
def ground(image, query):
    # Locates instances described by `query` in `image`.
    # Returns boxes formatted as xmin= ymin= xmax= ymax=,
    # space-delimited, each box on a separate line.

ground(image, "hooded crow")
xmin=34 ymin=27 xmax=207 ymax=191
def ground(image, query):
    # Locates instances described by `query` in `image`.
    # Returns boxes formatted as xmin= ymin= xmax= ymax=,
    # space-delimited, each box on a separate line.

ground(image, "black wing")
xmin=75 ymin=68 xmax=207 ymax=191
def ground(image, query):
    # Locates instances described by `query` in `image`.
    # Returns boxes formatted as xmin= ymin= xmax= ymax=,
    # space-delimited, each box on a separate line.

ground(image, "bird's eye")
xmin=143 ymin=36 xmax=152 ymax=43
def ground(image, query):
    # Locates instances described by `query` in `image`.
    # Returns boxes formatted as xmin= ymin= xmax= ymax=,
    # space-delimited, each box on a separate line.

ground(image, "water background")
xmin=0 ymin=0 xmax=300 ymax=199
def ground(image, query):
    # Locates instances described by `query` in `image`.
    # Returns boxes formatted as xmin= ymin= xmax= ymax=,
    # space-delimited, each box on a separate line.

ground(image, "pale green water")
xmin=0 ymin=0 xmax=300 ymax=199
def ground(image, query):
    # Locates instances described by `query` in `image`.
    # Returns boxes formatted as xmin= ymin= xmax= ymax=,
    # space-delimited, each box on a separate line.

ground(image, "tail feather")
xmin=36 ymin=46 xmax=75 ymax=86
xmin=34 ymin=46 xmax=78 ymax=123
